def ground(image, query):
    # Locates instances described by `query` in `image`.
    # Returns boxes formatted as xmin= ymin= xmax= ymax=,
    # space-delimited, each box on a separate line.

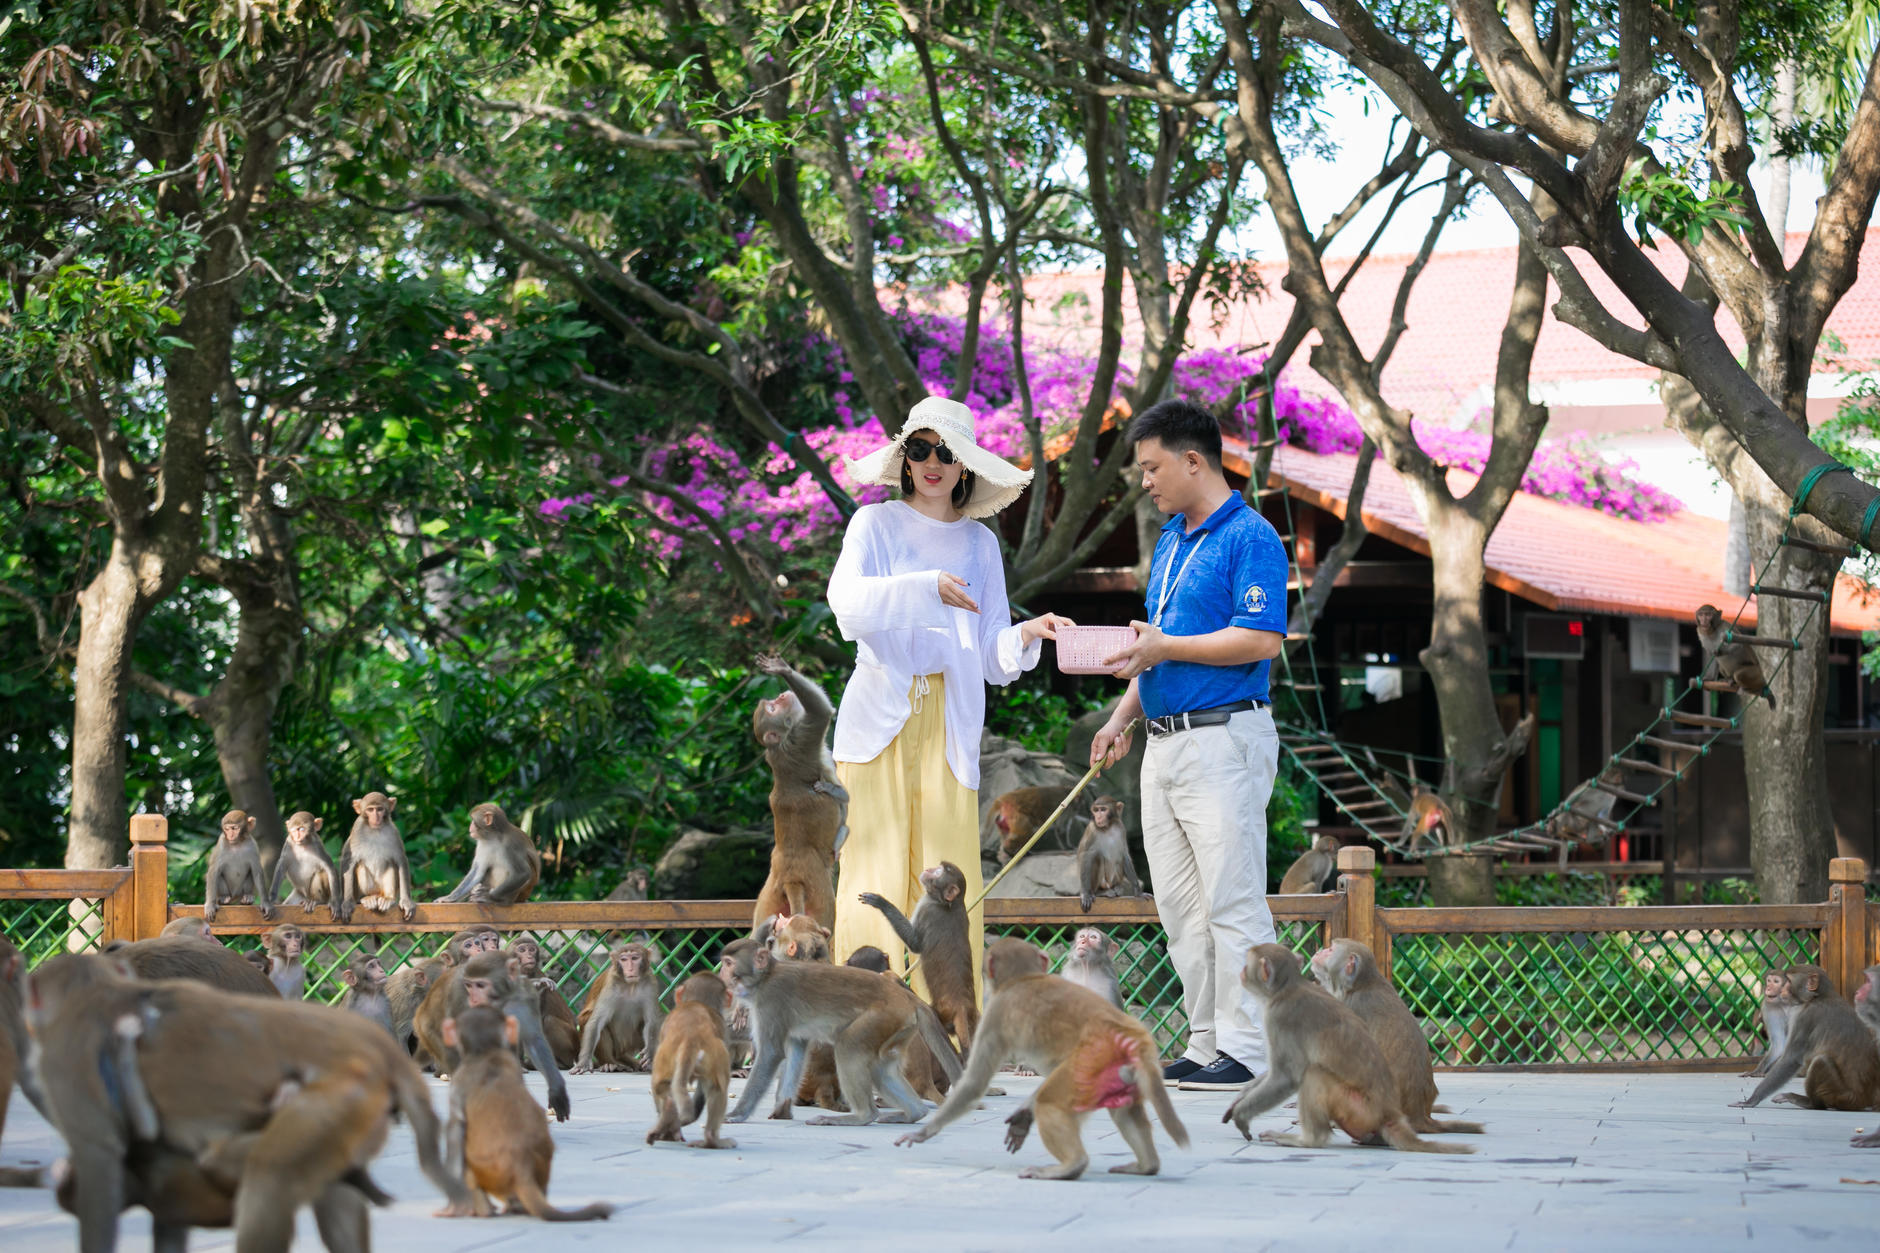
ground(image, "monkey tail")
xmin=1136 ymin=1049 xmax=1190 ymax=1149
xmin=672 ymin=1048 xmax=700 ymax=1127
xmin=390 ymin=1050 xmax=463 ymax=1205
xmin=1382 ymin=1116 xmax=1475 ymax=1154
xmin=1412 ymin=1113 xmax=1486 ymax=1135
xmin=913 ymin=1002 xmax=964 ymax=1081
xmin=510 ymin=1175 xmax=613 ymax=1223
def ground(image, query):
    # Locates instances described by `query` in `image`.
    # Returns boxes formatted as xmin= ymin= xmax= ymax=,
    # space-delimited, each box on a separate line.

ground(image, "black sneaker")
xmin=1177 ymin=1053 xmax=1255 ymax=1090
xmin=1161 ymin=1056 xmax=1204 ymax=1082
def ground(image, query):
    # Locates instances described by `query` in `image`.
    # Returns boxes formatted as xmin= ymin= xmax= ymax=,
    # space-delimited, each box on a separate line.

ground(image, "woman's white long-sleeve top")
xmin=826 ymin=501 xmax=1042 ymax=791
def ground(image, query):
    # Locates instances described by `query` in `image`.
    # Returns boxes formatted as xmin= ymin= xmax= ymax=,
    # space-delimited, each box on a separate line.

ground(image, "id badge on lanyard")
xmin=1151 ymin=533 xmax=1209 ymax=629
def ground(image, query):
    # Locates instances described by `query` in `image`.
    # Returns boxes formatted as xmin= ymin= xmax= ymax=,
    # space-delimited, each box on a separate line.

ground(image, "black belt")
xmin=1145 ymin=699 xmax=1267 ymax=738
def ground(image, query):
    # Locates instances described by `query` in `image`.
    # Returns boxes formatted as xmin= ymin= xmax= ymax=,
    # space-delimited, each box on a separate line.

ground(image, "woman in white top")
xmin=828 ymin=395 xmax=1072 ymax=988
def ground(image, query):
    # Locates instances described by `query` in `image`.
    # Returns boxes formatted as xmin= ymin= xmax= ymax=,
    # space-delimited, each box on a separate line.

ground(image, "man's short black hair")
xmin=1126 ymin=397 xmax=1223 ymax=469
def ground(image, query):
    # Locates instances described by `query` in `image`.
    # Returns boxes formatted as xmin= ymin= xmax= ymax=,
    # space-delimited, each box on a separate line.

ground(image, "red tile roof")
xmin=1012 ymin=230 xmax=1880 ymax=420
xmin=1226 ymin=442 xmax=1880 ymax=635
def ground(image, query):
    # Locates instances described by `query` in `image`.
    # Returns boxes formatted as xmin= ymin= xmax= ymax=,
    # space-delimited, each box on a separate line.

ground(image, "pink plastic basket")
xmin=1054 ymin=625 xmax=1139 ymax=676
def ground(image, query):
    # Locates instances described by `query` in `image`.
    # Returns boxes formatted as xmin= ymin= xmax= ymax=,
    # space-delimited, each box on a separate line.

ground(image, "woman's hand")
xmin=938 ymin=572 xmax=980 ymax=613
xmin=1019 ymin=612 xmax=1076 ymax=645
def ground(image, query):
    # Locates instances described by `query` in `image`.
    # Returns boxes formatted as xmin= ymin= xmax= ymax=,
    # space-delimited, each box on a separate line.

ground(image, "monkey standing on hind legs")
xmin=202 ymin=809 xmax=277 ymax=924
xmin=1310 ymin=938 xmax=1485 ymax=1136
xmin=646 ymin=973 xmax=739 ymax=1149
xmin=859 ymin=860 xmax=979 ymax=1054
xmin=336 ymin=791 xmax=416 ymax=922
xmin=271 ymin=810 xmax=340 ymax=914
xmin=1224 ymin=943 xmax=1474 ymax=1154
xmin=437 ymin=1007 xmax=612 ymax=1222
xmin=1744 ymin=969 xmax=1799 ymax=1078
xmin=750 ymin=653 xmax=846 ymax=931
xmin=437 ymin=803 xmax=543 ymax=904
xmin=1075 ymin=796 xmax=1144 ymax=912
xmin=897 ymin=937 xmax=1189 ymax=1180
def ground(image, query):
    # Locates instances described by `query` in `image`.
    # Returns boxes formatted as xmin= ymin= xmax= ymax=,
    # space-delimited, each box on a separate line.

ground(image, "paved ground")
xmin=3 ymin=1069 xmax=1878 ymax=1250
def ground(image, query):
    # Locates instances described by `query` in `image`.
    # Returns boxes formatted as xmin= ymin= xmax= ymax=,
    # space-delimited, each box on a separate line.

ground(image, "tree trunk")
xmin=1738 ymin=498 xmax=1838 ymax=902
xmin=206 ymin=588 xmax=302 ymax=861
xmin=66 ymin=549 xmax=152 ymax=869
xmin=1427 ymin=854 xmax=1496 ymax=907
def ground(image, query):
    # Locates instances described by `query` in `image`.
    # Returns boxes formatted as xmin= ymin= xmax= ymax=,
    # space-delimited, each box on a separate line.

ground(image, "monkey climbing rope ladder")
xmin=1248 ymin=412 xmax=1864 ymax=859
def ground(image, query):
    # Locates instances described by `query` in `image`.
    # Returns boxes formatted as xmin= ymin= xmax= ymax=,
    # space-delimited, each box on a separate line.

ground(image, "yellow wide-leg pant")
xmin=831 ymin=673 xmax=984 ymax=1002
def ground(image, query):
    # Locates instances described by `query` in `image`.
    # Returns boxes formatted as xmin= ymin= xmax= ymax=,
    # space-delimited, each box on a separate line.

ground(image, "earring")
xmin=900 ymin=462 xmax=915 ymax=495
xmin=952 ymin=469 xmax=974 ymax=508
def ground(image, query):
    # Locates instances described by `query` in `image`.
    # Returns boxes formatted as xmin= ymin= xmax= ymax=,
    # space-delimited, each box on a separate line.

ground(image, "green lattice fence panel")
xmin=0 ymin=898 xmax=108 ymax=962
xmin=991 ymin=917 xmax=1326 ymax=1054
xmin=1390 ymin=925 xmax=1820 ymax=1066
xmin=224 ymin=925 xmax=752 ymax=1009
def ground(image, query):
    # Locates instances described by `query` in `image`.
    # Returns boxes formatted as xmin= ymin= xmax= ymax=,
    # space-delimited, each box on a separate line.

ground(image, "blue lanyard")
xmin=1151 ymin=532 xmax=1210 ymax=628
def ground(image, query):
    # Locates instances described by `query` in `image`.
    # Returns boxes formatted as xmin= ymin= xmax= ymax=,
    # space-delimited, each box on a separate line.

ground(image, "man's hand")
xmin=1019 ymin=612 xmax=1076 ymax=645
xmin=1090 ymin=719 xmax=1135 ymax=768
xmin=1103 ymin=619 xmax=1169 ymax=680
xmin=938 ymin=572 xmax=980 ymax=613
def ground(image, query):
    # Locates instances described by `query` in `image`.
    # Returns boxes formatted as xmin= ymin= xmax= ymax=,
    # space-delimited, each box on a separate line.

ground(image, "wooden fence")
xmin=0 ymin=818 xmax=1870 ymax=1072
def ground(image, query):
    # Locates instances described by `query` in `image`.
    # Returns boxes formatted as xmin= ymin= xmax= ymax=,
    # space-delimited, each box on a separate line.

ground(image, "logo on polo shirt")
xmin=1244 ymin=584 xmax=1267 ymax=615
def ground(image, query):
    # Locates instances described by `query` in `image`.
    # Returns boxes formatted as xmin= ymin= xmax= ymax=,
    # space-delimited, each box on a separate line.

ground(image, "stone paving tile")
xmin=4 ymin=1072 xmax=1880 ymax=1249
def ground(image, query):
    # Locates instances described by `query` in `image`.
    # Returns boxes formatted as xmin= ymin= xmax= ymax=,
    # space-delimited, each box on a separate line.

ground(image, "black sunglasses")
xmin=903 ymin=436 xmax=957 ymax=465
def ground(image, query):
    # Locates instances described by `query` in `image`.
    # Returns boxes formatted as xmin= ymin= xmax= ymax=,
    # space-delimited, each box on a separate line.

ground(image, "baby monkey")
xmin=1744 ymin=968 xmax=1799 ymax=1078
xmin=1076 ymin=796 xmax=1142 ymax=912
xmin=646 ymin=973 xmax=738 ymax=1149
xmin=439 ymin=1007 xmax=612 ymax=1222
xmin=1059 ymin=927 xmax=1125 ymax=1010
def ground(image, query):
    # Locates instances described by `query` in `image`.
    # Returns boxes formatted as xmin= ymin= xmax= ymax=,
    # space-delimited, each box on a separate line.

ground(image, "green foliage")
xmin=1616 ymin=171 xmax=1754 ymax=248
xmin=984 ymin=684 xmax=1109 ymax=754
xmin=1264 ymin=758 xmax=1318 ymax=892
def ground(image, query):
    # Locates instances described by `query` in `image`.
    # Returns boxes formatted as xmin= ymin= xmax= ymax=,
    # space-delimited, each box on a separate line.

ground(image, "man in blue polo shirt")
xmin=1092 ymin=398 xmax=1287 ymax=1091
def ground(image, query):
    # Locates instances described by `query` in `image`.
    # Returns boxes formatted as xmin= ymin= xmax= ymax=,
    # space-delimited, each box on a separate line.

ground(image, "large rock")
xmin=982 ymin=850 xmax=1083 ymax=898
xmin=976 ymin=731 xmax=1082 ymax=857
xmin=653 ymin=826 xmax=772 ymax=900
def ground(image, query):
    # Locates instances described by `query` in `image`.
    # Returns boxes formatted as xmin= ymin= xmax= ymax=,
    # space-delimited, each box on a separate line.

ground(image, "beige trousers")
xmin=830 ymin=674 xmax=984 ymax=1001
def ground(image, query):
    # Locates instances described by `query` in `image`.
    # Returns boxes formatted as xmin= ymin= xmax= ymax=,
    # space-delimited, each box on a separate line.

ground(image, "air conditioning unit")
xmin=1522 ymin=614 xmax=1586 ymax=660
xmin=1629 ymin=617 xmax=1679 ymax=672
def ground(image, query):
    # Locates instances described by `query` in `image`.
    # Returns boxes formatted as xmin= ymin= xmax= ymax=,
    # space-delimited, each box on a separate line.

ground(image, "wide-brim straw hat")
xmin=842 ymin=396 xmax=1033 ymax=520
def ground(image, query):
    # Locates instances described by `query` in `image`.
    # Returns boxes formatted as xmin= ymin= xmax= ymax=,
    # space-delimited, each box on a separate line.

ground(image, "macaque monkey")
xmin=438 ymin=1007 xmax=612 ymax=1222
xmin=897 ymin=937 xmax=1189 ymax=1180
xmin=574 ymin=943 xmax=664 ymax=1073
xmin=339 ymin=952 xmax=394 ymax=1035
xmin=993 ymin=785 xmax=1076 ymax=863
xmin=716 ymin=954 xmax=754 ymax=1074
xmin=1856 ymin=966 xmax=1880 ymax=1147
xmin=759 ymin=911 xmax=833 ymax=962
xmin=1734 ymin=964 xmax=1880 ymax=1112
xmin=606 ymin=867 xmax=651 ymax=901
xmin=262 ymin=923 xmax=309 ymax=1001
xmin=160 ymin=916 xmax=221 ymax=943
xmin=1695 ymin=603 xmax=1774 ymax=707
xmin=859 ymin=861 xmax=978 ymax=1053
xmin=445 ymin=926 xmax=503 ymax=965
xmin=1744 ymin=969 xmax=1799 ymax=1078
xmin=750 ymin=653 xmax=846 ymax=929
xmin=0 ymin=938 xmax=33 ymax=1174
xmin=244 ymin=950 xmax=272 ymax=976
xmin=1278 ymin=834 xmax=1340 ymax=895
xmin=388 ymin=958 xmax=444 ymax=1053
xmin=1075 ymin=797 xmax=1142 ymax=912
xmin=415 ymin=951 xmax=572 ymax=1121
xmin=844 ymin=946 xmax=950 ymax=1103
xmin=1404 ymin=790 xmax=1455 ymax=847
xmin=203 ymin=809 xmax=276 ymax=923
xmin=106 ymin=935 xmax=279 ymax=998
xmin=646 ymin=972 xmax=738 ymax=1149
xmin=1225 ymin=944 xmax=1474 ymax=1154
xmin=336 ymin=791 xmax=416 ymax=922
xmin=437 ymin=803 xmax=543 ymax=905
xmin=23 ymin=952 xmax=469 ymax=1251
xmin=1310 ymin=939 xmax=1484 ymax=1136
xmin=509 ymin=936 xmax=579 ymax=1069
xmin=722 ymin=940 xmax=961 ymax=1126
xmin=1060 ymin=927 xmax=1125 ymax=1009
xmin=270 ymin=810 xmax=340 ymax=913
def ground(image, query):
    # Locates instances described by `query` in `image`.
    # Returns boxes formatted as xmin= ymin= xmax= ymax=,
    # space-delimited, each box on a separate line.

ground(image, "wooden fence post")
xmin=129 ymin=814 xmax=170 ymax=941
xmin=1826 ymin=857 xmax=1871 ymax=999
xmin=1336 ymin=845 xmax=1377 ymax=960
